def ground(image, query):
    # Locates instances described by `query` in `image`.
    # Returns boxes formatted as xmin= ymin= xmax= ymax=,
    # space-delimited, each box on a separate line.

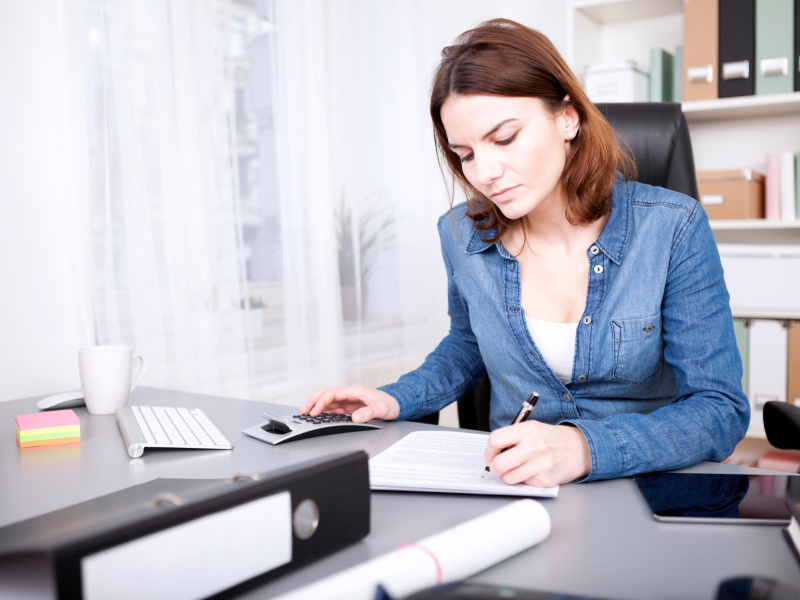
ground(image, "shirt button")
xmin=590 ymin=245 xmax=600 ymax=255
xmin=510 ymin=306 xmax=519 ymax=313
xmin=563 ymin=393 xmax=571 ymax=402
xmin=594 ymin=265 xmax=604 ymax=274
xmin=578 ymin=375 xmax=587 ymax=382
xmin=645 ymin=323 xmax=654 ymax=332
xmin=582 ymin=316 xmax=592 ymax=325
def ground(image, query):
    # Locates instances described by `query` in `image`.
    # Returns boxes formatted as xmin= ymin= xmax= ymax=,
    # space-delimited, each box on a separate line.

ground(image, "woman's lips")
xmin=492 ymin=185 xmax=519 ymax=203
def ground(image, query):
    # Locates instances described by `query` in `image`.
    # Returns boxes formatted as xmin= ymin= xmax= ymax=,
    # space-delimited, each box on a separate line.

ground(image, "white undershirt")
xmin=524 ymin=316 xmax=578 ymax=384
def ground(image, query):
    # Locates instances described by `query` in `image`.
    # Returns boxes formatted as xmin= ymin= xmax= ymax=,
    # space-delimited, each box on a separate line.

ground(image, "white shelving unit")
xmin=567 ymin=0 xmax=800 ymax=444
xmin=571 ymin=0 xmax=683 ymax=23
xmin=683 ymin=92 xmax=800 ymax=123
xmin=732 ymin=308 xmax=800 ymax=321
xmin=710 ymin=220 xmax=800 ymax=244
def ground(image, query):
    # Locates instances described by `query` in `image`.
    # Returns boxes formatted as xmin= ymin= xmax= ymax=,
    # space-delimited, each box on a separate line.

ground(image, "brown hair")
xmin=430 ymin=19 xmax=635 ymax=241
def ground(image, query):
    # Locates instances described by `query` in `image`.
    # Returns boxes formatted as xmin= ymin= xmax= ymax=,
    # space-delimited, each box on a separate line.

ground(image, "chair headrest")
xmin=764 ymin=401 xmax=800 ymax=450
xmin=595 ymin=102 xmax=699 ymax=201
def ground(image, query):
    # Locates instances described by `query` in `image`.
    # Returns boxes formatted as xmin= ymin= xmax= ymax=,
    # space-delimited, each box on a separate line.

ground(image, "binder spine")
xmin=684 ymin=0 xmax=720 ymax=101
xmin=43 ymin=452 xmax=371 ymax=600
xmin=719 ymin=0 xmax=755 ymax=98
xmin=755 ymin=0 xmax=795 ymax=95
xmin=796 ymin=0 xmax=800 ymax=91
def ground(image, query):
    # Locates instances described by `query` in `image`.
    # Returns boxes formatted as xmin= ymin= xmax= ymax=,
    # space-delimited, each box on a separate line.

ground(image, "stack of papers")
xmin=15 ymin=410 xmax=80 ymax=448
xmin=369 ymin=431 xmax=559 ymax=498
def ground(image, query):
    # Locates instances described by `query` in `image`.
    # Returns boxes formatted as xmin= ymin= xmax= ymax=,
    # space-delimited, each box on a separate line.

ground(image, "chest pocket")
xmin=611 ymin=313 xmax=664 ymax=384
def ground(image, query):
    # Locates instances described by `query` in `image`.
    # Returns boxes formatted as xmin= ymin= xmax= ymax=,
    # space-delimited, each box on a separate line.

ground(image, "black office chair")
xmin=764 ymin=401 xmax=800 ymax=458
xmin=455 ymin=102 xmax=700 ymax=432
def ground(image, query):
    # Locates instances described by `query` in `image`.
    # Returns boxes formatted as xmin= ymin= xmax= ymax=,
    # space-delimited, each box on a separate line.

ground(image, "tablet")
xmin=634 ymin=472 xmax=800 ymax=525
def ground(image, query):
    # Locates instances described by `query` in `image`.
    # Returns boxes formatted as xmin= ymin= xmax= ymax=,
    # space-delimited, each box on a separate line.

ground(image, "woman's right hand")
xmin=300 ymin=385 xmax=400 ymax=423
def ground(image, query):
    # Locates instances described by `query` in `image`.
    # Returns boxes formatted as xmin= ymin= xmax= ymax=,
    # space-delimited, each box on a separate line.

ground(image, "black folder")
xmin=0 ymin=451 xmax=370 ymax=600
xmin=795 ymin=0 xmax=800 ymax=91
xmin=719 ymin=0 xmax=756 ymax=97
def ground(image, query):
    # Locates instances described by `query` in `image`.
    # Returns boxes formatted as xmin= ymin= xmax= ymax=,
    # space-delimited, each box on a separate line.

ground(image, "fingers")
xmin=483 ymin=422 xmax=529 ymax=466
xmin=488 ymin=443 xmax=531 ymax=481
xmin=300 ymin=388 xmax=328 ymax=413
xmin=300 ymin=386 xmax=397 ymax=422
xmin=351 ymin=406 xmax=374 ymax=423
xmin=498 ymin=453 xmax=545 ymax=486
xmin=303 ymin=386 xmax=369 ymax=416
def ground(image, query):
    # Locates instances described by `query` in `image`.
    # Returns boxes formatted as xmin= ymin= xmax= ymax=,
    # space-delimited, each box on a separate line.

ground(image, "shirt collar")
xmin=464 ymin=174 xmax=630 ymax=264
xmin=594 ymin=173 xmax=630 ymax=265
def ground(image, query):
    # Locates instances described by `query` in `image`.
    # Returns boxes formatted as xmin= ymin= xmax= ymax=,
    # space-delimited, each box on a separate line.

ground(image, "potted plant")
xmin=334 ymin=190 xmax=397 ymax=321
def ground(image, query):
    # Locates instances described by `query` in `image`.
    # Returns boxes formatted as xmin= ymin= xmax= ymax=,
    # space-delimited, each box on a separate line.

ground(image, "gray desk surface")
xmin=1 ymin=387 xmax=799 ymax=600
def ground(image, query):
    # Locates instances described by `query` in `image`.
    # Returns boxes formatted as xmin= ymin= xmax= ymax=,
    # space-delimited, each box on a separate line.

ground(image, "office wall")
xmin=0 ymin=1 xmax=94 ymax=402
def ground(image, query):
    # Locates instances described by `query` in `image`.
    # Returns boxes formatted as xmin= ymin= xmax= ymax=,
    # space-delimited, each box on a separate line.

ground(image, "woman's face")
xmin=440 ymin=94 xmax=579 ymax=221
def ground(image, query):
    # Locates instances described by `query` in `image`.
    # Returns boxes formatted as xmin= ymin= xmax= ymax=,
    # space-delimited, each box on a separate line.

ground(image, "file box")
xmin=584 ymin=61 xmax=649 ymax=103
xmin=697 ymin=169 xmax=765 ymax=220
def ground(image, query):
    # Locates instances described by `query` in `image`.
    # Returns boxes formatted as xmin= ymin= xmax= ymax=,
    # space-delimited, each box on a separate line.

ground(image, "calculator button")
xmin=312 ymin=420 xmax=321 ymax=424
xmin=293 ymin=415 xmax=301 ymax=418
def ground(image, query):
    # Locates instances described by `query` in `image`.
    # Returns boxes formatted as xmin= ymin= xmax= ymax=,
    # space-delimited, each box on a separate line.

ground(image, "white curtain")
xmin=2 ymin=0 xmax=565 ymax=413
xmin=85 ymin=0 xmax=255 ymax=395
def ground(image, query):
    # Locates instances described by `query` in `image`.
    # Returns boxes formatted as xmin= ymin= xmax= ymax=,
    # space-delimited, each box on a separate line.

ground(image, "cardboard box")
xmin=697 ymin=169 xmax=765 ymax=219
xmin=584 ymin=61 xmax=649 ymax=103
xmin=788 ymin=322 xmax=800 ymax=405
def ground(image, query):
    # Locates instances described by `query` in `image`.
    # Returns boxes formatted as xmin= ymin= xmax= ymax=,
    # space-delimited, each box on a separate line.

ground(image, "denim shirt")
xmin=379 ymin=176 xmax=750 ymax=482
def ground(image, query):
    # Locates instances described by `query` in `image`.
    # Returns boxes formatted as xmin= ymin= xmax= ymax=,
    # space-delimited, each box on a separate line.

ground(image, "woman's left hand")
xmin=483 ymin=421 xmax=592 ymax=487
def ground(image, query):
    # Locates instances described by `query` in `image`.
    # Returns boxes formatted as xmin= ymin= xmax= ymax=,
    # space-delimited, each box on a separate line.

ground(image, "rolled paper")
xmin=273 ymin=498 xmax=551 ymax=600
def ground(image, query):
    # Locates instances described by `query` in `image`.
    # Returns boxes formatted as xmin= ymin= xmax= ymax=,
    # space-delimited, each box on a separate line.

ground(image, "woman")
xmin=301 ymin=19 xmax=750 ymax=486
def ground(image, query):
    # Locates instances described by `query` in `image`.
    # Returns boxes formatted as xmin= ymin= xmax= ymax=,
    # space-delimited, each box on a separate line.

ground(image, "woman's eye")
xmin=496 ymin=132 xmax=518 ymax=146
xmin=459 ymin=153 xmax=474 ymax=163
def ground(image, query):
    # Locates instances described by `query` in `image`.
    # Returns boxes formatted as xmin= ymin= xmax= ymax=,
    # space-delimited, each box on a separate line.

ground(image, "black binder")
xmin=796 ymin=0 xmax=800 ymax=91
xmin=0 ymin=451 xmax=370 ymax=600
xmin=719 ymin=0 xmax=756 ymax=97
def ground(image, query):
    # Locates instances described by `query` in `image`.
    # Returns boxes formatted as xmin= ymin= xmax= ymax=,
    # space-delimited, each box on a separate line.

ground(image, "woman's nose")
xmin=473 ymin=154 xmax=503 ymax=186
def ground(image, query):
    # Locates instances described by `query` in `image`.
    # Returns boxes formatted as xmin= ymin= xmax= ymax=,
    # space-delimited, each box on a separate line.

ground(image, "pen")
xmin=482 ymin=391 xmax=539 ymax=478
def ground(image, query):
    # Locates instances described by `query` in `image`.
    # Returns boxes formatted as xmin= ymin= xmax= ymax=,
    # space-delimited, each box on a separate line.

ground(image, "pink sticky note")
xmin=15 ymin=410 xmax=80 ymax=431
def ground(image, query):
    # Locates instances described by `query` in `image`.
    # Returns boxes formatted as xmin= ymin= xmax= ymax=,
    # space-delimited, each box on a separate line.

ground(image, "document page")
xmin=369 ymin=431 xmax=558 ymax=498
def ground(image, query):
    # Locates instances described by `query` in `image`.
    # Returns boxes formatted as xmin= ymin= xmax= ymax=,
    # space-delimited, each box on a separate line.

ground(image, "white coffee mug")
xmin=78 ymin=346 xmax=147 ymax=415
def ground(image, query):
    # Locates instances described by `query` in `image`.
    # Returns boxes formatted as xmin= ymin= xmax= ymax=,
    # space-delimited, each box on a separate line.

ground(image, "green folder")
xmin=755 ymin=0 xmax=795 ymax=95
xmin=796 ymin=153 xmax=800 ymax=219
xmin=733 ymin=319 xmax=750 ymax=400
xmin=673 ymin=46 xmax=683 ymax=103
xmin=650 ymin=48 xmax=674 ymax=102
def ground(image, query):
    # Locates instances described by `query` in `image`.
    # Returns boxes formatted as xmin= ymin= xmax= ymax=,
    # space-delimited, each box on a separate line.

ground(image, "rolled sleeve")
xmin=562 ymin=419 xmax=627 ymax=482
xmin=378 ymin=381 xmax=422 ymax=422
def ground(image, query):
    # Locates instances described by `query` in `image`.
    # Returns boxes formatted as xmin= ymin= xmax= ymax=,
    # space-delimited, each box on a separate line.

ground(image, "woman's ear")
xmin=561 ymin=98 xmax=580 ymax=141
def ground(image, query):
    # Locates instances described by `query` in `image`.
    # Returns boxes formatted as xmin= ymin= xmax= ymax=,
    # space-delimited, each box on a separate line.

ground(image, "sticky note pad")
xmin=15 ymin=410 xmax=80 ymax=448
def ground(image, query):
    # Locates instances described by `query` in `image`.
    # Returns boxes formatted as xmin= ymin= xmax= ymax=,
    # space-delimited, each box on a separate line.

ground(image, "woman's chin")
xmin=494 ymin=200 xmax=531 ymax=221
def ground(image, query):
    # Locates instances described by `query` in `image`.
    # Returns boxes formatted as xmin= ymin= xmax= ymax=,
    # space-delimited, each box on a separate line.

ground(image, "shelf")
xmin=682 ymin=92 xmax=800 ymax=123
xmin=573 ymin=0 xmax=682 ymax=24
xmin=710 ymin=220 xmax=800 ymax=244
xmin=731 ymin=308 xmax=800 ymax=320
xmin=710 ymin=219 xmax=800 ymax=230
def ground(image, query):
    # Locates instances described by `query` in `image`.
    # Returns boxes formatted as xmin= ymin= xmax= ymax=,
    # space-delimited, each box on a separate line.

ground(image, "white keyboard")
xmin=116 ymin=406 xmax=233 ymax=458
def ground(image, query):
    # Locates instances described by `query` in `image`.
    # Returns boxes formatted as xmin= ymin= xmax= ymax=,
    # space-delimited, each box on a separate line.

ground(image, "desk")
xmin=1 ymin=387 xmax=799 ymax=600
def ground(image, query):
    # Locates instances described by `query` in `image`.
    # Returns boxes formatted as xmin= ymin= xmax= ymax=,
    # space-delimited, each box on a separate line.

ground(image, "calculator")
xmin=241 ymin=409 xmax=382 ymax=445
